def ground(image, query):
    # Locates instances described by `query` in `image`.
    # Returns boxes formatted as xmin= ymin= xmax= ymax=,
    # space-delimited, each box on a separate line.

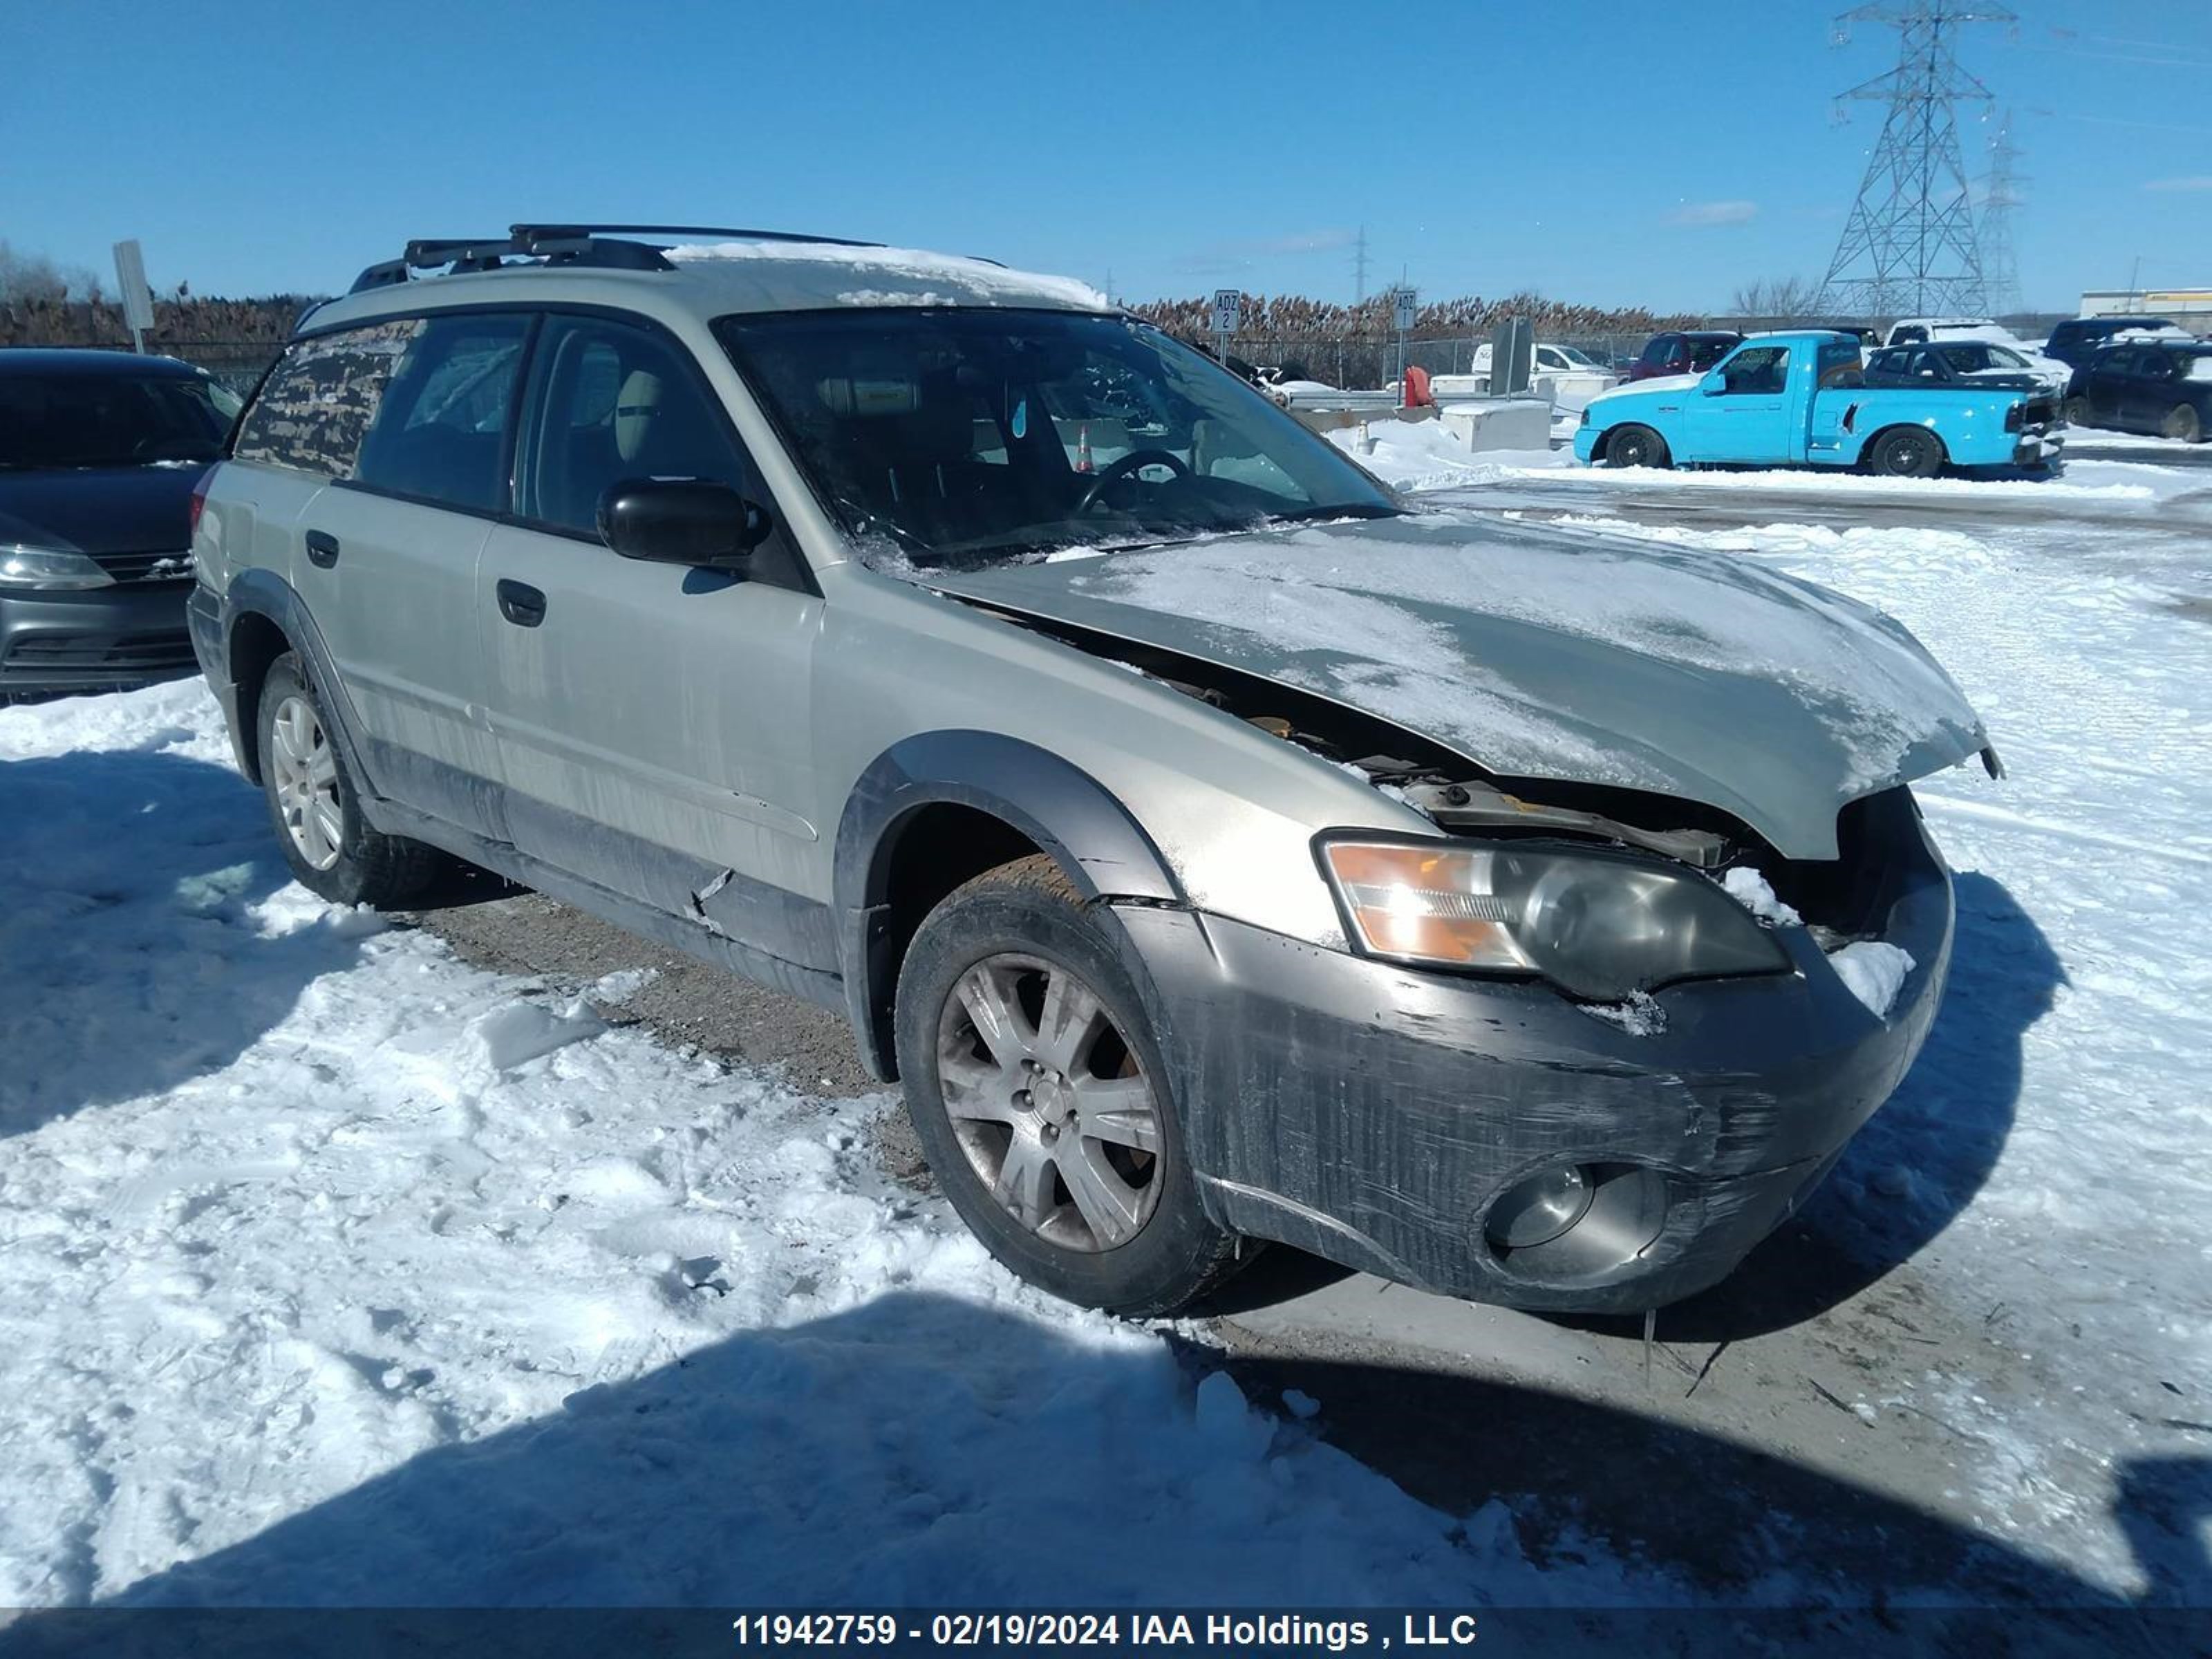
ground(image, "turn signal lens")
xmin=1321 ymin=842 xmax=1533 ymax=971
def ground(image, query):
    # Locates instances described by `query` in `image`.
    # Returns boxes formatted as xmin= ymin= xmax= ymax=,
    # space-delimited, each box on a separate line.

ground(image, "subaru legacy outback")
xmin=189 ymin=225 xmax=1993 ymax=1315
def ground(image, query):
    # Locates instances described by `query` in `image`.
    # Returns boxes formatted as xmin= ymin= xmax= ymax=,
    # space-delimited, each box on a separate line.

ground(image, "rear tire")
xmin=1604 ymin=424 xmax=1671 ymax=469
xmin=894 ymin=854 xmax=1246 ymax=1316
xmin=2163 ymin=404 xmax=2204 ymax=444
xmin=1866 ymin=427 xmax=1944 ymax=478
xmin=255 ymin=652 xmax=448 ymax=908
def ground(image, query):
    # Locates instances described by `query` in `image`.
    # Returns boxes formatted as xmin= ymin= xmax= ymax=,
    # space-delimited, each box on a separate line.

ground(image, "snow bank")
xmin=1537 ymin=503 xmax=2212 ymax=1591
xmin=0 ymin=682 xmax=1655 ymax=1609
xmin=1327 ymin=420 xmax=1562 ymax=492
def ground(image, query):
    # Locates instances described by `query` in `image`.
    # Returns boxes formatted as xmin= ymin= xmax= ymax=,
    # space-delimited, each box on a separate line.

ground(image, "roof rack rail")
xmin=512 ymin=222 xmax=883 ymax=249
xmin=346 ymin=222 xmax=884 ymax=294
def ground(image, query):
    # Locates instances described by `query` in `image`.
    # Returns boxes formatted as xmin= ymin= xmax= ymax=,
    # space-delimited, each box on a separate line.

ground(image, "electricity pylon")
xmin=1978 ymin=111 xmax=2026 ymax=318
xmin=1815 ymin=2 xmax=2014 ymax=317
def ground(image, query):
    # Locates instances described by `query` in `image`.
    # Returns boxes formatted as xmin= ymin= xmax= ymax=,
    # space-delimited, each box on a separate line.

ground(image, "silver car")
xmin=189 ymin=225 xmax=1991 ymax=1316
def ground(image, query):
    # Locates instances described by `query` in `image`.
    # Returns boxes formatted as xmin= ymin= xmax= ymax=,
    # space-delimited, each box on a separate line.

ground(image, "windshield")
xmin=1935 ymin=343 xmax=2012 ymax=373
xmin=1553 ymin=344 xmax=1601 ymax=368
xmin=717 ymin=309 xmax=1398 ymax=568
xmin=0 ymin=371 xmax=234 ymax=469
xmin=1687 ymin=337 xmax=1734 ymax=370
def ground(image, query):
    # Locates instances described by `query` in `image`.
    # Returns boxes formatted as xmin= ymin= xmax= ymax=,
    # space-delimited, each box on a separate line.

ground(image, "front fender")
xmin=831 ymin=730 xmax=1184 ymax=1077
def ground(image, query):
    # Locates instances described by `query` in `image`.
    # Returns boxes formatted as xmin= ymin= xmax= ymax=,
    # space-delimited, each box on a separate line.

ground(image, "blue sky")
xmin=8 ymin=0 xmax=2211 ymax=312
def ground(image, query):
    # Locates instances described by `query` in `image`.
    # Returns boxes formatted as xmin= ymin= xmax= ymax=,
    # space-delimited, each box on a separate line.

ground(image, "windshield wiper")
xmin=1264 ymin=502 xmax=1404 ymax=527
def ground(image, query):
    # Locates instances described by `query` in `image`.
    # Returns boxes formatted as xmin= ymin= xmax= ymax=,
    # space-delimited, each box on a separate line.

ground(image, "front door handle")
xmin=496 ymin=579 xmax=547 ymax=628
xmin=303 ymin=529 xmax=340 ymax=568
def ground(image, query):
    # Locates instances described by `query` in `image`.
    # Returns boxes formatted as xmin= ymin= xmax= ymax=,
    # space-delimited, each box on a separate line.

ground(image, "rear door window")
xmin=233 ymin=319 xmax=422 ymax=478
xmin=351 ymin=315 xmax=529 ymax=512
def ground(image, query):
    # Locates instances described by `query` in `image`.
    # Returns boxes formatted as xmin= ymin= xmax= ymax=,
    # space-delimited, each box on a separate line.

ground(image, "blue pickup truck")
xmin=1573 ymin=330 xmax=2062 ymax=476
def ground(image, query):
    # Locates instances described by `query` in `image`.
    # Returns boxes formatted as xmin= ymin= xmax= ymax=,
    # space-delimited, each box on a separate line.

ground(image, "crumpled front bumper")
xmin=1121 ymin=798 xmax=1953 ymax=1313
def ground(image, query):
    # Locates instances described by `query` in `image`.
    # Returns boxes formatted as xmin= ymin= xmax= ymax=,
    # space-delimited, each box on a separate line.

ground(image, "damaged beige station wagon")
xmin=189 ymin=224 xmax=1994 ymax=1314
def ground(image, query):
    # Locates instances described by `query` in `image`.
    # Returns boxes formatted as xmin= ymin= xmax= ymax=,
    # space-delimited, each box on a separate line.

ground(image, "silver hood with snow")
xmin=928 ymin=512 xmax=1989 ymax=861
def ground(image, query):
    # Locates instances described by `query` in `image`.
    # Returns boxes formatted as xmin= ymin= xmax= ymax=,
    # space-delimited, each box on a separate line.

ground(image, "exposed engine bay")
xmin=984 ymin=605 xmax=1911 ymax=950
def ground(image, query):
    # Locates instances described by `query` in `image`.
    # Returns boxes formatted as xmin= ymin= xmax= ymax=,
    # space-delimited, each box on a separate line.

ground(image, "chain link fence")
xmin=164 ymin=340 xmax=286 ymax=393
xmin=1214 ymin=331 xmax=1654 ymax=390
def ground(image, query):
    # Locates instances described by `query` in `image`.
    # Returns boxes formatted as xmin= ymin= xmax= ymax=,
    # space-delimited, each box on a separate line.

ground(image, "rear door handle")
xmin=303 ymin=529 xmax=340 ymax=568
xmin=496 ymin=579 xmax=547 ymax=628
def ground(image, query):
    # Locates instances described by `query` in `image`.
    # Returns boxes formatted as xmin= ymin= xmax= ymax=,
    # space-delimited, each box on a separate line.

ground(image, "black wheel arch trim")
xmin=212 ymin=570 xmax=379 ymax=796
xmin=832 ymin=730 xmax=1186 ymax=1079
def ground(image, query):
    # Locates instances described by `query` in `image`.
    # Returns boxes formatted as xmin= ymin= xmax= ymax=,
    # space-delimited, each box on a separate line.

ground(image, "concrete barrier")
xmin=1440 ymin=397 xmax=1553 ymax=452
xmin=1289 ymin=405 xmax=1438 ymax=434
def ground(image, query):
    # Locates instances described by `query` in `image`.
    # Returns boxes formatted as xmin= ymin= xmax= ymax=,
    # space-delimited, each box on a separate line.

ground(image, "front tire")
xmin=255 ymin=652 xmax=447 ymax=908
xmin=2063 ymin=395 xmax=2091 ymax=427
xmin=1604 ymin=424 xmax=1671 ymax=469
xmin=894 ymin=855 xmax=1245 ymax=1315
xmin=2163 ymin=403 xmax=2204 ymax=444
xmin=1867 ymin=427 xmax=1944 ymax=478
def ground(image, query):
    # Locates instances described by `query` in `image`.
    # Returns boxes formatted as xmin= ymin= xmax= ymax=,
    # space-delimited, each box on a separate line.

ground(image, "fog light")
xmin=1486 ymin=1164 xmax=1593 ymax=1250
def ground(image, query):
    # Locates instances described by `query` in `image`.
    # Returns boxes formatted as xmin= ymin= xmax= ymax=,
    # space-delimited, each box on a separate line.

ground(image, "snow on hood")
xmin=927 ymin=514 xmax=1989 ymax=859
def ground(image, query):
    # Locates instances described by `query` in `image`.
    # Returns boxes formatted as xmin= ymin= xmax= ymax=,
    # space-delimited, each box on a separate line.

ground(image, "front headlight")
xmin=1319 ymin=837 xmax=1790 ymax=1001
xmin=0 ymin=546 xmax=114 ymax=590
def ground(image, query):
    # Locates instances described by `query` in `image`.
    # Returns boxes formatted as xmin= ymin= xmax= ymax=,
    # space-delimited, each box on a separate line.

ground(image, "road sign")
xmin=1210 ymin=288 xmax=1242 ymax=337
xmin=113 ymin=240 xmax=155 ymax=352
xmin=1391 ymin=285 xmax=1418 ymax=334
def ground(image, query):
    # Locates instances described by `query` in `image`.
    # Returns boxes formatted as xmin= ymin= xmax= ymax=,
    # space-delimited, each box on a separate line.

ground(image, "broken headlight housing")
xmin=1319 ymin=836 xmax=1790 ymax=1001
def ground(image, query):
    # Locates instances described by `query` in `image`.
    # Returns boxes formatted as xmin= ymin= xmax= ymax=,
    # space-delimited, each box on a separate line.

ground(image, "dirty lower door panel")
xmin=474 ymin=522 xmax=834 ymax=971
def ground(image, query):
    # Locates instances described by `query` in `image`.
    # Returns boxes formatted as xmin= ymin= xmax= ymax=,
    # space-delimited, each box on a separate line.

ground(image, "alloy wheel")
xmin=268 ymin=694 xmax=344 ymax=871
xmin=935 ymin=952 xmax=1164 ymax=1252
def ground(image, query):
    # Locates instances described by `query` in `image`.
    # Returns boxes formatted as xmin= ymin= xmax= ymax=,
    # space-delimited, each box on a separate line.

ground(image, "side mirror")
xmin=597 ymin=480 xmax=770 ymax=570
xmin=1698 ymin=372 xmax=1726 ymax=395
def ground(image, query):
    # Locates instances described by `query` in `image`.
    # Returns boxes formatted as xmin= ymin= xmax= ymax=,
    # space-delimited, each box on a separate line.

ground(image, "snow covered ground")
xmin=0 ymin=684 xmax=1648 ymax=1609
xmin=1409 ymin=466 xmax=2211 ymax=1604
xmin=3 ymin=433 xmax=2209 ymax=1618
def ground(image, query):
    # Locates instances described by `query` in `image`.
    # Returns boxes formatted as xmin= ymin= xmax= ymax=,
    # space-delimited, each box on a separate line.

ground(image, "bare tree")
xmin=0 ymin=241 xmax=71 ymax=304
xmin=1730 ymin=275 xmax=1821 ymax=323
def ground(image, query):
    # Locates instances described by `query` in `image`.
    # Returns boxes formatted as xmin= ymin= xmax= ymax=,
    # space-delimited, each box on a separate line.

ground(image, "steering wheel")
xmin=1075 ymin=448 xmax=1194 ymax=515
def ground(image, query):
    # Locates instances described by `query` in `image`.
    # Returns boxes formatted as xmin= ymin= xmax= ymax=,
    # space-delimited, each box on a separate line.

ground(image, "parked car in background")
xmin=2063 ymin=339 xmax=2212 ymax=441
xmin=1877 ymin=319 xmax=2070 ymax=393
xmin=190 ymin=224 xmax=1987 ymax=1319
xmin=1443 ymin=340 xmax=1618 ymax=411
xmin=1575 ymin=330 xmax=2061 ymax=475
xmin=2044 ymin=315 xmax=2194 ymax=371
xmin=1862 ymin=341 xmax=2051 ymax=394
xmin=0 ymin=350 xmax=236 ymax=701
xmin=1628 ymin=330 xmax=1743 ymax=382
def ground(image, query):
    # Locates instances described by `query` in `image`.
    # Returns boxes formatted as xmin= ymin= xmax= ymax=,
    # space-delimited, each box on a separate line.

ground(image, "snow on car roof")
xmin=662 ymin=241 xmax=1114 ymax=315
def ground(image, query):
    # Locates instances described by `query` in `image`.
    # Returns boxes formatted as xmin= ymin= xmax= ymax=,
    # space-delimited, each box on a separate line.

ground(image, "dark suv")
xmin=2043 ymin=315 xmax=2190 ymax=370
xmin=0 ymin=350 xmax=236 ymax=698
xmin=2064 ymin=340 xmax=2212 ymax=442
